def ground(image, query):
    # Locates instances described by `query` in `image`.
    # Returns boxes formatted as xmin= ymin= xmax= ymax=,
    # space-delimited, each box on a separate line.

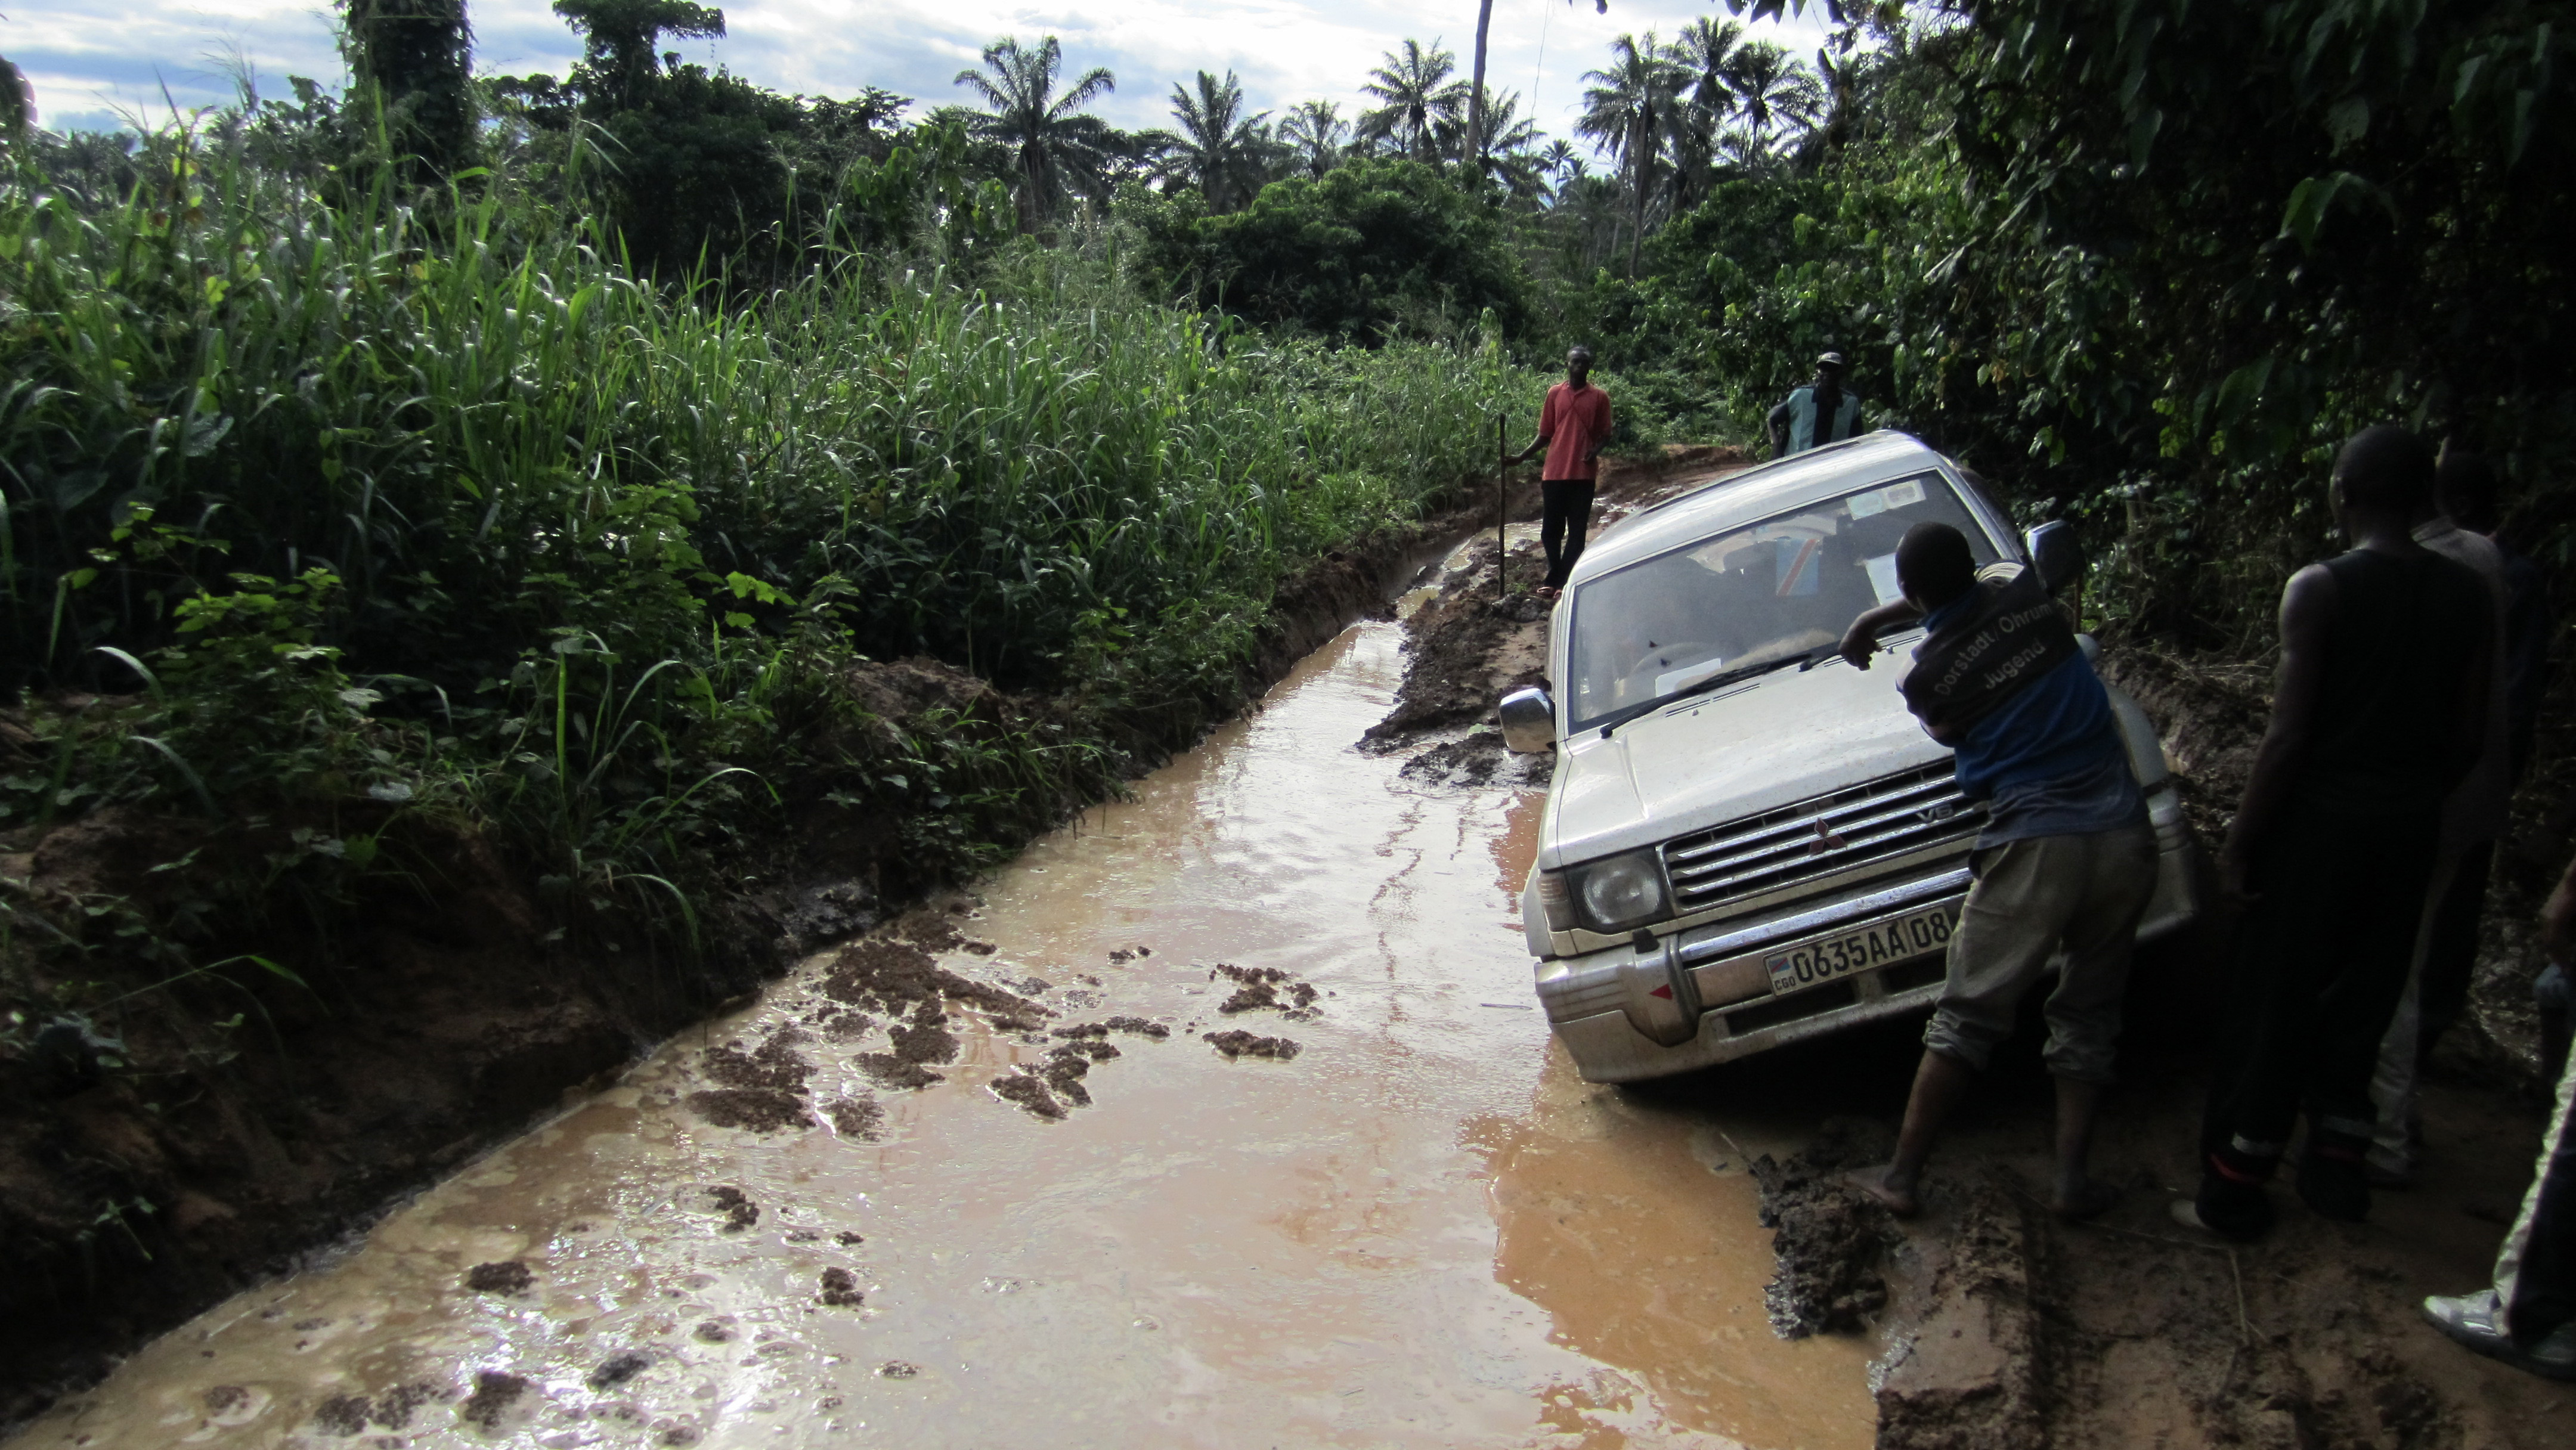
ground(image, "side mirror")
xmin=2023 ymin=519 xmax=2084 ymax=596
xmin=1498 ymin=686 xmax=1557 ymax=754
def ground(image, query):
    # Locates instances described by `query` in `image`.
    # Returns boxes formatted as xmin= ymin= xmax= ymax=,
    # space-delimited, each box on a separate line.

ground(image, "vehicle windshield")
xmin=1563 ymin=470 xmax=2001 ymax=733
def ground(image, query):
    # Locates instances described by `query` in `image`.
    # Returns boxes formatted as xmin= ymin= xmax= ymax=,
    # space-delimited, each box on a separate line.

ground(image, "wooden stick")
xmin=1496 ymin=413 xmax=1507 ymax=598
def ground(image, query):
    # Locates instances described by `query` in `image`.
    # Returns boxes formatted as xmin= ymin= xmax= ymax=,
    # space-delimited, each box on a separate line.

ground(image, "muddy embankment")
xmin=0 ymin=470 xmax=1545 ymax=1424
xmin=1364 ymin=458 xmax=2572 ymax=1449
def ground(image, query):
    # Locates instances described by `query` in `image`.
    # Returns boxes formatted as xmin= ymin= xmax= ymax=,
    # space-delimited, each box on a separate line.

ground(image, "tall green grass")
xmin=1 ymin=120 xmax=1551 ymax=995
xmin=2 ymin=131 xmax=1539 ymax=695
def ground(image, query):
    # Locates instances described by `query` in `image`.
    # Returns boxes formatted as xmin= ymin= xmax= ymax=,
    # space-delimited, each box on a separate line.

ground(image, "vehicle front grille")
xmin=1661 ymin=764 xmax=1984 ymax=917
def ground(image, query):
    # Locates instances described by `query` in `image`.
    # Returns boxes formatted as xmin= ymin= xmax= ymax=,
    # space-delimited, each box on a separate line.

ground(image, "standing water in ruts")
xmin=11 ymin=614 xmax=1875 ymax=1449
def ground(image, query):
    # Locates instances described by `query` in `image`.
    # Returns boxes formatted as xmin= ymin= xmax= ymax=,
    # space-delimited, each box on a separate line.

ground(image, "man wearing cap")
xmin=1769 ymin=353 xmax=1865 ymax=458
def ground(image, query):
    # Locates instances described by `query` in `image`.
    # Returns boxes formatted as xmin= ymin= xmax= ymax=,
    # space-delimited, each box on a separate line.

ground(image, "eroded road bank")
xmin=9 ymin=532 xmax=1878 ymax=1448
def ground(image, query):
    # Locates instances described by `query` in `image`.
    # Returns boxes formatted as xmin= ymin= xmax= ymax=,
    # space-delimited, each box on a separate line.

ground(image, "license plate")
xmin=1765 ymin=902 xmax=1958 ymax=996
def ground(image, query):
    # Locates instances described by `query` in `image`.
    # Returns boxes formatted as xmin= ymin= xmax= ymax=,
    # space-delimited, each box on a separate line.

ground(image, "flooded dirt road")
xmin=13 ymin=606 xmax=1880 ymax=1448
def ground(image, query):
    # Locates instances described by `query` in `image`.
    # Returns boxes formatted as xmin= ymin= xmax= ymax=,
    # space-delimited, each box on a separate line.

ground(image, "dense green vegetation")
xmin=4 ymin=0 xmax=2572 ymax=1070
xmin=0 ymin=128 xmax=1558 ymax=1055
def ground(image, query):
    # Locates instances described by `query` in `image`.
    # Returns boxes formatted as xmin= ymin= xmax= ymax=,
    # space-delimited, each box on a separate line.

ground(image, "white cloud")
xmin=8 ymin=0 xmax=1835 ymax=156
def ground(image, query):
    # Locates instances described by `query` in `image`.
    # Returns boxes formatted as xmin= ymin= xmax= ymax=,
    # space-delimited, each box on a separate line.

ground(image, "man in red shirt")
xmin=1513 ymin=346 xmax=1613 ymax=599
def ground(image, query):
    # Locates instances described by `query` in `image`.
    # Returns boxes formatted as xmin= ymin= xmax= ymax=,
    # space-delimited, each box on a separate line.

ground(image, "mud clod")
xmin=1749 ymin=1119 xmax=1897 ymax=1339
xmin=1398 ymin=730 xmax=1552 ymax=789
xmin=699 ymin=1034 xmax=814 ymax=1094
xmin=823 ymin=935 xmax=1052 ymax=1040
xmin=705 ymin=1186 xmax=759 ymax=1232
xmin=456 ymin=1370 xmax=528 ymax=1430
xmin=1041 ymin=1046 xmax=1098 ymax=1105
xmin=587 ymin=1350 xmax=652 ymax=1390
xmin=856 ymin=1054 xmax=946 ymax=1090
xmin=878 ymin=1361 xmax=919 ymax=1379
xmin=685 ymin=1088 xmax=813 ymax=1133
xmin=1203 ymin=1030 xmax=1301 ymax=1060
xmin=888 ymin=1004 xmax=961 ymax=1065
xmin=834 ymin=1230 xmax=865 ymax=1247
xmin=465 ymin=1260 xmax=533 ymax=1296
xmin=1057 ymin=1017 xmax=1166 ymax=1043
xmin=1210 ymin=964 xmax=1320 ymax=1016
xmin=818 ymin=1268 xmax=865 ymax=1308
xmin=312 ymin=1393 xmax=371 ymax=1435
xmin=990 ymin=1072 xmax=1067 ymax=1119
xmin=823 ymin=1096 xmax=883 ymax=1139
xmin=368 ymin=1382 xmax=439 ymax=1429
xmin=692 ymin=1320 xmax=733 ymax=1343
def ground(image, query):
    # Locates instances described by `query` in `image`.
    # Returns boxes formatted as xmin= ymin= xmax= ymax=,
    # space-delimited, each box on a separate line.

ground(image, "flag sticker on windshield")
xmin=1774 ymin=536 xmax=1823 ymax=596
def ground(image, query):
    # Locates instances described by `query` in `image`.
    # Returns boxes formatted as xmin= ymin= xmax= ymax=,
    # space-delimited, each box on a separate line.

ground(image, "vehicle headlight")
xmin=1572 ymin=850 xmax=1669 ymax=932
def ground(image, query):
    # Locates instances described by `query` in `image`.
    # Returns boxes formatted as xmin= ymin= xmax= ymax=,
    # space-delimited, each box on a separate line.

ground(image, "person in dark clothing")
xmin=2182 ymin=426 xmax=2494 ymax=1242
xmin=2364 ymin=449 xmax=2512 ymax=1186
xmin=2407 ymin=449 xmax=2552 ymax=1069
xmin=1838 ymin=523 xmax=2156 ymax=1223
xmin=2420 ymin=846 xmax=2576 ymax=1381
xmin=1767 ymin=352 xmax=1864 ymax=457
xmin=1513 ymin=346 xmax=1613 ymax=599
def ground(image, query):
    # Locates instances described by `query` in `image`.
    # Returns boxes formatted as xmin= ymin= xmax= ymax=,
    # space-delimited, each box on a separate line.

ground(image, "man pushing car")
xmin=1835 ymin=521 xmax=2157 ymax=1221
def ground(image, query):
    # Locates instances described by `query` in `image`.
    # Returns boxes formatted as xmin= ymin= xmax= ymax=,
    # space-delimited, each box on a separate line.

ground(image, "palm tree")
xmin=1578 ymin=31 xmax=1682 ymax=272
xmin=1806 ymin=44 xmax=1873 ymax=158
xmin=1160 ymin=70 xmax=1272 ymax=212
xmin=1438 ymin=86 xmax=1541 ymax=194
xmin=1279 ymin=99 xmax=1348 ymax=180
xmin=1537 ymin=137 xmax=1584 ymax=190
xmin=1360 ymin=39 xmax=1468 ymax=163
xmin=953 ymin=35 xmax=1117 ymax=231
xmin=1664 ymin=16 xmax=1744 ymax=209
xmin=1725 ymin=40 xmax=1823 ymax=166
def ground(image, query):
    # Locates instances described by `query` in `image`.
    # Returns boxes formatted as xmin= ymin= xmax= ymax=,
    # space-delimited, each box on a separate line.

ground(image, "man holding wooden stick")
xmin=1512 ymin=346 xmax=1612 ymax=601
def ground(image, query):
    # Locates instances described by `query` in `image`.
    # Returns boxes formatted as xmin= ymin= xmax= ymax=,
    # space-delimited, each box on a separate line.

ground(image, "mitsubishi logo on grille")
xmin=1917 ymin=803 xmax=1960 ymax=825
xmin=1805 ymin=818 xmax=1849 ymax=856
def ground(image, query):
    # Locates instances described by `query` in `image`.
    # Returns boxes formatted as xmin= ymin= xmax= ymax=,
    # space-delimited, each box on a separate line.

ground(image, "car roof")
xmin=1569 ymin=431 xmax=1962 ymax=586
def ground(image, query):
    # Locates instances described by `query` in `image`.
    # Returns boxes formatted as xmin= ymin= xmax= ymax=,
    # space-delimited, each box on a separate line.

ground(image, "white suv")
xmin=1500 ymin=432 xmax=2199 ymax=1083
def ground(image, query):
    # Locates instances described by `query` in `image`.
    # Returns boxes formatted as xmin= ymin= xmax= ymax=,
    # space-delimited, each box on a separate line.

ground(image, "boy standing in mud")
xmin=1512 ymin=346 xmax=1612 ymax=600
xmin=1835 ymin=520 xmax=2156 ymax=1222
xmin=2185 ymin=426 xmax=2491 ymax=1241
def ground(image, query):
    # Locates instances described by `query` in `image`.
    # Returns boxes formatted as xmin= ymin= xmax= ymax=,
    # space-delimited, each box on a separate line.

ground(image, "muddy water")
xmin=14 ymin=618 xmax=1879 ymax=1450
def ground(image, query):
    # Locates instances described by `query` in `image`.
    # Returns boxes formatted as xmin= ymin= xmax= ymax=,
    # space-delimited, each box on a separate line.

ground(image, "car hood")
xmin=1543 ymin=655 xmax=1953 ymax=869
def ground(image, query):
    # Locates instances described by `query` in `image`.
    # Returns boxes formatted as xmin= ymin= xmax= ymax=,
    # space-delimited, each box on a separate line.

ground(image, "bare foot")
xmin=2051 ymin=1179 xmax=2120 ymax=1223
xmin=1846 ymin=1166 xmax=1919 ymax=1218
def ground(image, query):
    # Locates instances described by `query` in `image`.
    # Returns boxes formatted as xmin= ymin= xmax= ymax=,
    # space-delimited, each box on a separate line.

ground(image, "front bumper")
xmin=1535 ymin=824 xmax=2204 ymax=1085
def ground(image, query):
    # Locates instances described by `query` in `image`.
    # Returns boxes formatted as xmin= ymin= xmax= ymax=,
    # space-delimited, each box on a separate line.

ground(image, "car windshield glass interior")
xmin=1563 ymin=472 xmax=2000 ymax=732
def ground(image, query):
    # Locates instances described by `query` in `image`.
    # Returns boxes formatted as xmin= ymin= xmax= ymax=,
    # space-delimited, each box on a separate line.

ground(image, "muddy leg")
xmin=1853 ymin=1049 xmax=1975 ymax=1217
xmin=2051 ymin=1076 xmax=2117 ymax=1220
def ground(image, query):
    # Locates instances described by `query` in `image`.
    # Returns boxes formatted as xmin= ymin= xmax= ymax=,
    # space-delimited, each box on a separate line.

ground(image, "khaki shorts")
xmin=1922 ymin=823 xmax=2158 ymax=1083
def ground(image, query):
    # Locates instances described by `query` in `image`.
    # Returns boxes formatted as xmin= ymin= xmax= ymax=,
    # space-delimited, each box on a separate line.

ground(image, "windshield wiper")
xmin=1590 ymin=643 xmax=1840 ymax=739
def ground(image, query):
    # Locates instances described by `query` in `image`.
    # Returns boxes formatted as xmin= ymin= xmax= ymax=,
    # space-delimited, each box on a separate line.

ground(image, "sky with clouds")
xmin=8 ymin=0 xmax=1834 ymax=155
